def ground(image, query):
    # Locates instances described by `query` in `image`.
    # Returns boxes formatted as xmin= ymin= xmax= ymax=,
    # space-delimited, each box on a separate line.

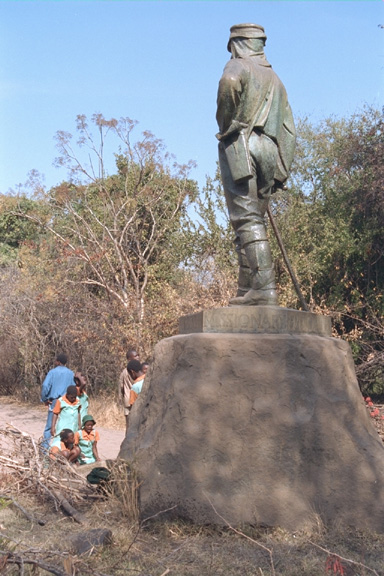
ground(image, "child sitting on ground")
xmin=50 ymin=428 xmax=81 ymax=463
xmin=74 ymin=414 xmax=101 ymax=465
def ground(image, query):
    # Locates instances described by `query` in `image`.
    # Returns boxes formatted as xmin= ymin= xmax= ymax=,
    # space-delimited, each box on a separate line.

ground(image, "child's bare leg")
xmin=68 ymin=446 xmax=81 ymax=463
xmin=61 ymin=449 xmax=71 ymax=460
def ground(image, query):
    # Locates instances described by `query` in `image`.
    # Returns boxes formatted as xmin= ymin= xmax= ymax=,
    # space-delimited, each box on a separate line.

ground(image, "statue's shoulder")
xmin=222 ymin=57 xmax=248 ymax=74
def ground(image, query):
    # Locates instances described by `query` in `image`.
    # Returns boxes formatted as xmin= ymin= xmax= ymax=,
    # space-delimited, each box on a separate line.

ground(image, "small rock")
xmin=68 ymin=528 xmax=112 ymax=556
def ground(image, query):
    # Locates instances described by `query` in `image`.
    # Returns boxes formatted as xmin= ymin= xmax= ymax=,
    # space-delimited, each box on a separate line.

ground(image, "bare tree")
xmin=15 ymin=114 xmax=196 ymax=345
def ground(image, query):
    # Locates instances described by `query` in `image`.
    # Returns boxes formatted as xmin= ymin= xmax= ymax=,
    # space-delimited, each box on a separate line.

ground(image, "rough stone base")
xmin=120 ymin=331 xmax=384 ymax=532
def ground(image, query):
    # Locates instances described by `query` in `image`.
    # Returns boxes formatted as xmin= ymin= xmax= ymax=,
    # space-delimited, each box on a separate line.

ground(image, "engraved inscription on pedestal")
xmin=179 ymin=307 xmax=331 ymax=337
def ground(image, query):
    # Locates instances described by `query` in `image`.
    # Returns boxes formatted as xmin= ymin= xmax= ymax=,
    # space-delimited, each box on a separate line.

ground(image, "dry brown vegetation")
xmin=89 ymin=396 xmax=122 ymax=431
xmin=1 ymin=418 xmax=384 ymax=575
xmin=2 ymin=485 xmax=384 ymax=576
xmin=1 ymin=108 xmax=383 ymax=411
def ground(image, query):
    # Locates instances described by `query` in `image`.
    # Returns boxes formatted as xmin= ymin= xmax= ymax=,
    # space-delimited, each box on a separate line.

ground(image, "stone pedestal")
xmin=179 ymin=306 xmax=331 ymax=336
xmin=120 ymin=308 xmax=384 ymax=532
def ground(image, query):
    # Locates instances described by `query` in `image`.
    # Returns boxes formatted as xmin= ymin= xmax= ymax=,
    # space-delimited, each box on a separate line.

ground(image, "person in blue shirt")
xmin=41 ymin=353 xmax=74 ymax=451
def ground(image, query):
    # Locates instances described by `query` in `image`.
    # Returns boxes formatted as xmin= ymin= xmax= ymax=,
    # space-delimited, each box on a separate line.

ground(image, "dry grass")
xmin=1 ymin=435 xmax=384 ymax=576
xmin=88 ymin=395 xmax=124 ymax=430
xmin=1 ymin=400 xmax=384 ymax=575
xmin=2 ymin=506 xmax=384 ymax=576
xmin=0 ymin=424 xmax=141 ymax=574
xmin=1 ymin=497 xmax=384 ymax=575
xmin=99 ymin=459 xmax=140 ymax=523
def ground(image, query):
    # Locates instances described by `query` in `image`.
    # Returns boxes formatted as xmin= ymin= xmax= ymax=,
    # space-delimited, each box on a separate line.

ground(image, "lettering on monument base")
xmin=179 ymin=307 xmax=331 ymax=337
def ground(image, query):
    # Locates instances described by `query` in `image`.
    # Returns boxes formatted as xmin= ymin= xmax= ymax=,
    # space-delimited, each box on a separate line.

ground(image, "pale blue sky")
xmin=0 ymin=0 xmax=383 ymax=194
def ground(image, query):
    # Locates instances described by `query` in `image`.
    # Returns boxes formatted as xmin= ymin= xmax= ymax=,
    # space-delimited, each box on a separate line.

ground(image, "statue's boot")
xmin=229 ymin=269 xmax=277 ymax=306
xmin=235 ymin=250 xmax=252 ymax=297
xmin=229 ymin=240 xmax=278 ymax=306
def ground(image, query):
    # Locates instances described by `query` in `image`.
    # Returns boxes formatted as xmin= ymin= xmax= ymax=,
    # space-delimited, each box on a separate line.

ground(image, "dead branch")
xmin=50 ymin=489 xmax=88 ymax=525
xmin=0 ymin=454 xmax=30 ymax=470
xmin=0 ymin=425 xmax=96 ymax=518
xmin=308 ymin=539 xmax=380 ymax=576
xmin=0 ymin=533 xmax=116 ymax=576
xmin=204 ymin=492 xmax=276 ymax=576
xmin=0 ymin=549 xmax=68 ymax=576
xmin=0 ymin=494 xmax=45 ymax=525
xmin=141 ymin=504 xmax=178 ymax=525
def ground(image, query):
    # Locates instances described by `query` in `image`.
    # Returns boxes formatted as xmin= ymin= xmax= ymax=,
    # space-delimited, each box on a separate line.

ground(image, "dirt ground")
xmin=1 ymin=398 xmax=384 ymax=574
xmin=0 ymin=399 xmax=125 ymax=459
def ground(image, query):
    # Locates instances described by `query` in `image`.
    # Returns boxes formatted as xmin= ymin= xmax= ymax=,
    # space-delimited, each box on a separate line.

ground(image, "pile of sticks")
xmin=0 ymin=424 xmax=100 ymax=525
xmin=0 ymin=547 xmax=77 ymax=576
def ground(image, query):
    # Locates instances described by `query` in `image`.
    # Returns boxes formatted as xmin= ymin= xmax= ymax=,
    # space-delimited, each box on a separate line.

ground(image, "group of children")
xmin=45 ymin=348 xmax=150 ymax=462
xmin=49 ymin=372 xmax=101 ymax=465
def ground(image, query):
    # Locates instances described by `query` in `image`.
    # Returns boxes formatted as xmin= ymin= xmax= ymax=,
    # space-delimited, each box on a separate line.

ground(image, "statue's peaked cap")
xmin=227 ymin=23 xmax=266 ymax=52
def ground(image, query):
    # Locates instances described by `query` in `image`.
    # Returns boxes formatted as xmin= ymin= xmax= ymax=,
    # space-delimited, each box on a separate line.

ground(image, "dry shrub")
xmin=89 ymin=394 xmax=123 ymax=430
xmin=1 ymin=404 xmax=384 ymax=575
xmin=0 ymin=336 xmax=22 ymax=396
xmin=0 ymin=424 xmax=97 ymax=509
xmin=2 ymin=440 xmax=384 ymax=576
xmin=100 ymin=459 xmax=140 ymax=523
xmin=0 ymin=265 xmax=137 ymax=401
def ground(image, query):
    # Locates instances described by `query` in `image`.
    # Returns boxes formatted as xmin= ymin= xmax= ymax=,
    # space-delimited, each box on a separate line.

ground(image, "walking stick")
xmin=267 ymin=205 xmax=309 ymax=312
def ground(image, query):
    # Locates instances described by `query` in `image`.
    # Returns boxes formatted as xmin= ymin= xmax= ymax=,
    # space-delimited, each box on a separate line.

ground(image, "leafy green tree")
xmin=271 ymin=106 xmax=384 ymax=394
xmin=0 ymin=194 xmax=46 ymax=266
xmin=4 ymin=108 xmax=383 ymax=400
xmin=184 ymin=167 xmax=237 ymax=302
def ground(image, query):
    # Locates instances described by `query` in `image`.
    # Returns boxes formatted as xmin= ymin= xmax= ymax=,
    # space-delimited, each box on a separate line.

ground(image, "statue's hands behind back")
xmin=272 ymin=180 xmax=288 ymax=194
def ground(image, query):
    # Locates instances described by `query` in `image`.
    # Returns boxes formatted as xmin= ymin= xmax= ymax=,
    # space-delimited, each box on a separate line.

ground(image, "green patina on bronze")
xmin=216 ymin=23 xmax=296 ymax=307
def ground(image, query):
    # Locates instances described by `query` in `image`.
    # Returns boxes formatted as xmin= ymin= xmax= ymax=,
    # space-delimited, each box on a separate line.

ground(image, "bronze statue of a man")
xmin=216 ymin=23 xmax=296 ymax=306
